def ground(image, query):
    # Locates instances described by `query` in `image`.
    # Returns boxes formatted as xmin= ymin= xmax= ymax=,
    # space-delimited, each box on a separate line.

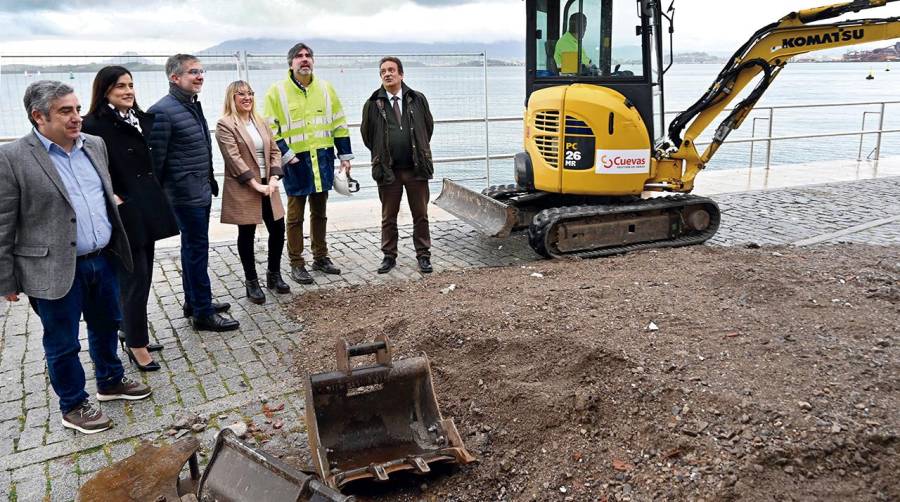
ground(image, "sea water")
xmin=2 ymin=62 xmax=898 ymax=203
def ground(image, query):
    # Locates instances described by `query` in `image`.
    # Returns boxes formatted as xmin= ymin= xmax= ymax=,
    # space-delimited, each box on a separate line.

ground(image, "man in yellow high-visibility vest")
xmin=263 ymin=42 xmax=353 ymax=284
xmin=554 ymin=12 xmax=592 ymax=72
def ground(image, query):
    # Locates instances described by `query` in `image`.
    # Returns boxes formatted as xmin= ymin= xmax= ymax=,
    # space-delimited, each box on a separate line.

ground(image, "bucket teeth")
xmin=409 ymin=456 xmax=431 ymax=473
xmin=370 ymin=464 xmax=390 ymax=481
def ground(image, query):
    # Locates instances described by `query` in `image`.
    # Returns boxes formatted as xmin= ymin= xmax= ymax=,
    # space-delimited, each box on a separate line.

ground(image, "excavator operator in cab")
xmin=554 ymin=12 xmax=593 ymax=74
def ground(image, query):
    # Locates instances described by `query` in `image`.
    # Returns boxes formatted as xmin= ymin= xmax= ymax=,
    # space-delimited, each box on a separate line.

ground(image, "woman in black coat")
xmin=82 ymin=66 xmax=179 ymax=372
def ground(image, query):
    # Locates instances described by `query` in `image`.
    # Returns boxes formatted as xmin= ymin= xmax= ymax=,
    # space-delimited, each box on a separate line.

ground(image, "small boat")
xmin=886 ymin=66 xmax=891 ymax=72
xmin=866 ymin=70 xmax=875 ymax=80
xmin=69 ymin=72 xmax=75 ymax=80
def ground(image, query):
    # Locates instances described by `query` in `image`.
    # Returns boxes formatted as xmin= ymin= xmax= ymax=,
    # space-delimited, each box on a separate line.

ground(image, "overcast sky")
xmin=0 ymin=0 xmax=898 ymax=54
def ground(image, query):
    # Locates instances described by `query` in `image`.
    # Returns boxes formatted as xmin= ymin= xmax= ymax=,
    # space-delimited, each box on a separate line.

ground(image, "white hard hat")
xmin=333 ymin=168 xmax=360 ymax=196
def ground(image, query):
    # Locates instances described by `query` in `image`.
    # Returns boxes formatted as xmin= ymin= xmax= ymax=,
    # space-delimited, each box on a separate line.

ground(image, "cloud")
xmin=0 ymin=0 xmax=405 ymax=15
xmin=14 ymin=0 xmax=897 ymax=56
xmin=674 ymin=0 xmax=900 ymax=51
xmin=0 ymin=14 xmax=65 ymax=38
xmin=0 ymin=0 xmax=138 ymax=12
xmin=306 ymin=2 xmax=522 ymax=43
xmin=0 ymin=0 xmax=523 ymax=53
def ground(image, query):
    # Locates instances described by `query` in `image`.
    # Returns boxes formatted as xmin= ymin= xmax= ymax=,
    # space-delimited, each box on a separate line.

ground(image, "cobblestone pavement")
xmin=1 ymin=177 xmax=898 ymax=501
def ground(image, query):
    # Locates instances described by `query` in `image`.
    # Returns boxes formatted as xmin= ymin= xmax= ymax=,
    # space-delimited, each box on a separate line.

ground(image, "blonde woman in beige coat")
xmin=216 ymin=80 xmax=289 ymax=304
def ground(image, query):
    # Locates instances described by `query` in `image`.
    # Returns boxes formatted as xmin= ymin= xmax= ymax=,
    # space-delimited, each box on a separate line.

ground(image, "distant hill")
xmin=201 ymin=38 xmax=525 ymax=61
xmin=103 ymin=52 xmax=155 ymax=65
xmin=200 ymin=39 xmax=751 ymax=65
xmin=674 ymin=51 xmax=726 ymax=64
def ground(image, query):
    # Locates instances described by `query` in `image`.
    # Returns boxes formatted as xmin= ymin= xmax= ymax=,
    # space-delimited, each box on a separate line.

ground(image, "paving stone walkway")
xmin=0 ymin=177 xmax=898 ymax=501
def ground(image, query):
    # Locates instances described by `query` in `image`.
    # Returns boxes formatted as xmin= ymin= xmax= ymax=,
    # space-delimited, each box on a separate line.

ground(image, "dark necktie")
xmin=391 ymin=96 xmax=402 ymax=127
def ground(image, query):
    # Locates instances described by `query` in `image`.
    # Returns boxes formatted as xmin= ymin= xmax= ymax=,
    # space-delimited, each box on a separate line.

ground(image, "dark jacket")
xmin=147 ymin=86 xmax=218 ymax=207
xmin=82 ymin=106 xmax=179 ymax=249
xmin=360 ymin=83 xmax=434 ymax=186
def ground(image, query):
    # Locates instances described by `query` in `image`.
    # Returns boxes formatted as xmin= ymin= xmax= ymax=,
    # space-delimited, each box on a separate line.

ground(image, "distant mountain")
xmin=201 ymin=38 xmax=525 ymax=61
xmin=673 ymin=51 xmax=726 ymax=64
xmin=104 ymin=52 xmax=156 ymax=65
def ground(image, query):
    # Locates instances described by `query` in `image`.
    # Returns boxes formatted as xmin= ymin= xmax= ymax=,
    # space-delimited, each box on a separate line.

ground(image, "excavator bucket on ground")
xmin=198 ymin=428 xmax=352 ymax=502
xmin=77 ymin=437 xmax=202 ymax=501
xmin=79 ymin=429 xmax=350 ymax=502
xmin=433 ymin=178 xmax=519 ymax=238
xmin=304 ymin=334 xmax=475 ymax=489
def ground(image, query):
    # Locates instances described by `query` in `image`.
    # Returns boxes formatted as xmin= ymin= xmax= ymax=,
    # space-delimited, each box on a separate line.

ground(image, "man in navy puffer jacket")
xmin=149 ymin=54 xmax=239 ymax=332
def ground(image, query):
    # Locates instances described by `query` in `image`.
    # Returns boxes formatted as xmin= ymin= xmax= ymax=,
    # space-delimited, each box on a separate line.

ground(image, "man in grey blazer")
xmin=0 ymin=81 xmax=153 ymax=434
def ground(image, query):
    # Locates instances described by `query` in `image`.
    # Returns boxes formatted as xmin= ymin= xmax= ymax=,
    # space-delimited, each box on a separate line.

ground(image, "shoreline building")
xmin=844 ymin=41 xmax=900 ymax=62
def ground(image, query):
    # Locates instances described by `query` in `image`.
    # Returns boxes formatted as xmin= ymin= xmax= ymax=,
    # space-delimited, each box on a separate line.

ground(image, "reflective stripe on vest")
xmin=277 ymin=82 xmax=293 ymax=136
xmin=310 ymin=144 xmax=322 ymax=192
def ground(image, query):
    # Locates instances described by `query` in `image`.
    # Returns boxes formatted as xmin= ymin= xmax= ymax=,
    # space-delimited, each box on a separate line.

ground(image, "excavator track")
xmin=527 ymin=194 xmax=721 ymax=258
xmin=481 ymin=184 xmax=533 ymax=200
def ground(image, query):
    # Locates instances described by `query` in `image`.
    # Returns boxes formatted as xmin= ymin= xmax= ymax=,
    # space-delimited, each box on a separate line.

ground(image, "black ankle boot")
xmin=246 ymin=278 xmax=265 ymax=304
xmin=266 ymin=270 xmax=291 ymax=294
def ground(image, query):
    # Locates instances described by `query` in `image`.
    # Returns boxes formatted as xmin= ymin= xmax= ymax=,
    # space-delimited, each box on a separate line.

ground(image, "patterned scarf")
xmin=108 ymin=103 xmax=142 ymax=133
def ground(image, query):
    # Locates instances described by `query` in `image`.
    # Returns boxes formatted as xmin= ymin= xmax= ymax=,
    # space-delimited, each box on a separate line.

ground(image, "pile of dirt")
xmin=288 ymin=244 xmax=899 ymax=501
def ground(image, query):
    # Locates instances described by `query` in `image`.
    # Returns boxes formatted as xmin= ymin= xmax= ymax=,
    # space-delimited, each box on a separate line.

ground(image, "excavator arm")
xmin=658 ymin=0 xmax=900 ymax=191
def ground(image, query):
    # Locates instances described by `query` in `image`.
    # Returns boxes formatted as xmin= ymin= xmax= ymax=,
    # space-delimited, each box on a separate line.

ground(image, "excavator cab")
xmin=519 ymin=0 xmax=666 ymax=196
xmin=528 ymin=0 xmax=660 ymax=136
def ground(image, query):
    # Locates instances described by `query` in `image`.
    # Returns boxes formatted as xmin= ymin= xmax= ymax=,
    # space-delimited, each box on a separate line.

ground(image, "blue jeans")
xmin=172 ymin=204 xmax=213 ymax=317
xmin=33 ymin=254 xmax=125 ymax=414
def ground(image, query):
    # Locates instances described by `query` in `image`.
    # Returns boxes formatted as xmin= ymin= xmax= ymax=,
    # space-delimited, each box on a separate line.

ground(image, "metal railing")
xmin=1 ymin=52 xmax=511 ymax=188
xmin=670 ymin=100 xmax=900 ymax=168
xmin=2 ymin=50 xmax=897 ymax=188
xmin=1 ymin=102 xmax=896 ymax=175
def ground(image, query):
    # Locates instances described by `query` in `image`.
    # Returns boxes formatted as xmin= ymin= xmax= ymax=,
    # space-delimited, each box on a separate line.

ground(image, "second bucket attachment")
xmin=304 ymin=334 xmax=475 ymax=489
xmin=198 ymin=428 xmax=352 ymax=502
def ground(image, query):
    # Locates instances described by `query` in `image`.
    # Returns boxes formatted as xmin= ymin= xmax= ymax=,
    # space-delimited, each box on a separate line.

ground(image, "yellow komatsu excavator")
xmin=435 ymin=0 xmax=900 ymax=258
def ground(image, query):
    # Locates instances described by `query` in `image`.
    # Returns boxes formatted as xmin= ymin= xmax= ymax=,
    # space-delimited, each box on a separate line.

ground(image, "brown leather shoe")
xmin=290 ymin=265 xmax=314 ymax=285
xmin=312 ymin=257 xmax=341 ymax=275
xmin=61 ymin=401 xmax=112 ymax=434
xmin=97 ymin=377 xmax=152 ymax=402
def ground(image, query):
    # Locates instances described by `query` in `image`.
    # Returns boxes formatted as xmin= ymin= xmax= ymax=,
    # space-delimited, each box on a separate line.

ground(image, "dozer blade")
xmin=433 ymin=178 xmax=518 ymax=238
xmin=305 ymin=334 xmax=475 ymax=489
xmin=77 ymin=437 xmax=201 ymax=502
xmin=198 ymin=428 xmax=352 ymax=502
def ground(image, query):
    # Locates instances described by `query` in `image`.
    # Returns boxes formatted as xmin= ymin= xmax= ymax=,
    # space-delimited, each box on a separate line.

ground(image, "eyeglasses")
xmin=236 ymin=91 xmax=255 ymax=97
xmin=184 ymin=69 xmax=206 ymax=76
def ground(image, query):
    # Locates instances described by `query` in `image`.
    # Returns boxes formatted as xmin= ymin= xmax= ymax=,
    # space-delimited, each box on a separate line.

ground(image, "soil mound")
xmin=289 ymin=244 xmax=899 ymax=501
